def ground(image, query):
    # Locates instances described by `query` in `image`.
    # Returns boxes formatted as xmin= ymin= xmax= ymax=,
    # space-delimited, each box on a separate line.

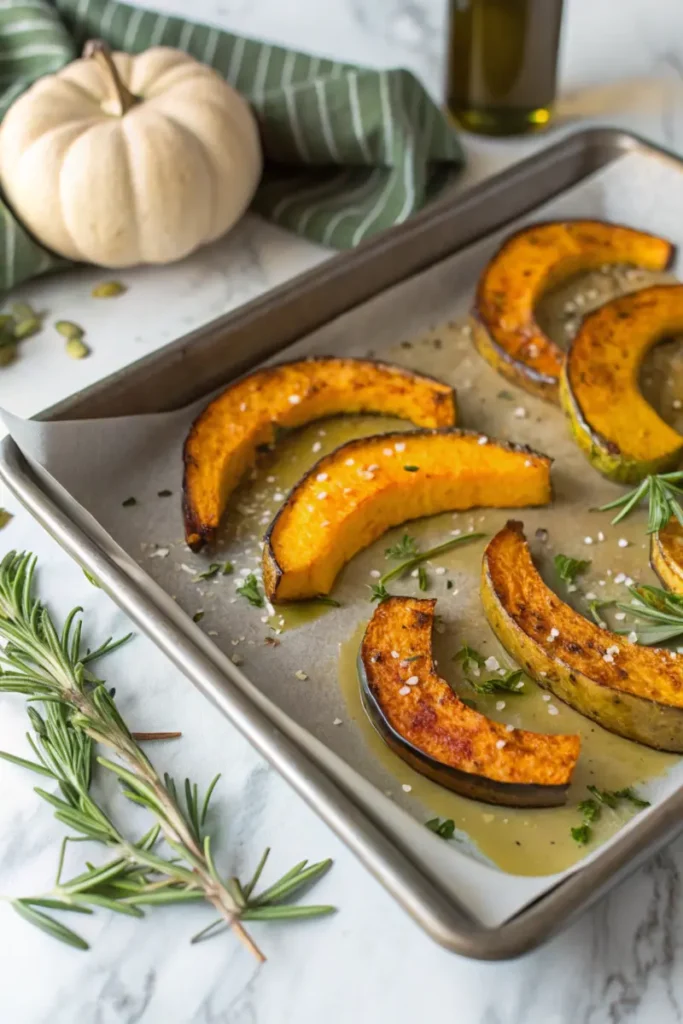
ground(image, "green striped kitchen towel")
xmin=0 ymin=0 xmax=464 ymax=291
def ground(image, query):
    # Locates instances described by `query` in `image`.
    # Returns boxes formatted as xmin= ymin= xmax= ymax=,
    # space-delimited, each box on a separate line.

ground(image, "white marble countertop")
xmin=3 ymin=1 xmax=683 ymax=1021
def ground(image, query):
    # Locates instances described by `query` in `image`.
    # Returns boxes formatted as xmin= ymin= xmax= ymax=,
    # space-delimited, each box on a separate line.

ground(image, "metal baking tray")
xmin=4 ymin=127 xmax=683 ymax=959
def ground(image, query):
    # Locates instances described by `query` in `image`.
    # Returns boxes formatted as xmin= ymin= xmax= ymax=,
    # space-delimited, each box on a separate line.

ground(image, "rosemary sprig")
xmin=468 ymin=668 xmax=525 ymax=696
xmin=369 ymin=533 xmax=485 ymax=601
xmin=597 ymin=472 xmax=683 ymax=533
xmin=385 ymin=534 xmax=418 ymax=560
xmin=0 ymin=552 xmax=333 ymax=958
xmin=612 ymin=584 xmax=683 ymax=644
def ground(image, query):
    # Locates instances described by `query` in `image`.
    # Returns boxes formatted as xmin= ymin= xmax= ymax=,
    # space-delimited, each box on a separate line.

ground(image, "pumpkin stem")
xmin=83 ymin=39 xmax=138 ymax=116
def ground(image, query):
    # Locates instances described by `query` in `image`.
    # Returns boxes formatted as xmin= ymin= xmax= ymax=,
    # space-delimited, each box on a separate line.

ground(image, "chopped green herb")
xmin=469 ymin=669 xmax=525 ymax=696
xmin=497 ymin=389 xmax=514 ymax=400
xmin=588 ymin=598 xmax=613 ymax=628
xmin=385 ymin=534 xmax=418 ymax=560
xmin=236 ymin=573 xmax=265 ymax=608
xmin=446 ymin=579 xmax=453 ymax=590
xmin=587 ymin=785 xmax=618 ymax=808
xmin=418 ymin=566 xmax=428 ymax=591
xmin=577 ymin=798 xmax=600 ymax=823
xmin=571 ymin=823 xmax=591 ymax=845
xmin=122 ymin=497 xmax=137 ymax=508
xmin=82 ymin=569 xmax=101 ymax=589
xmin=614 ymin=787 xmax=650 ymax=809
xmin=0 ymin=508 xmax=13 ymax=530
xmin=157 ymin=489 xmax=172 ymax=498
xmin=368 ymin=582 xmax=389 ymax=604
xmin=452 ymin=644 xmax=486 ymax=674
xmin=193 ymin=563 xmax=222 ymax=582
xmin=554 ymin=553 xmax=591 ymax=584
xmin=221 ymin=562 xmax=234 ymax=576
xmin=425 ymin=817 xmax=456 ymax=840
xmin=192 ymin=610 xmax=205 ymax=623
xmin=403 ymin=465 xmax=419 ymax=473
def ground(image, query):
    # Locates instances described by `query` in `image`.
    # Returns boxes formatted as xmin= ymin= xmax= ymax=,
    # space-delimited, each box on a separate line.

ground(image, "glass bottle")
xmin=446 ymin=0 xmax=564 ymax=136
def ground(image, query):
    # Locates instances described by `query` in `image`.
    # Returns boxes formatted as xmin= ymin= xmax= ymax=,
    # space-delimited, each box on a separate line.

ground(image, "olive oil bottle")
xmin=446 ymin=0 xmax=564 ymax=136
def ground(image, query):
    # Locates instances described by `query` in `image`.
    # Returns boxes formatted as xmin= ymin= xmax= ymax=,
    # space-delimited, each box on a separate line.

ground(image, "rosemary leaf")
xmin=384 ymin=534 xmax=418 ymax=560
xmin=597 ymin=472 xmax=683 ymax=534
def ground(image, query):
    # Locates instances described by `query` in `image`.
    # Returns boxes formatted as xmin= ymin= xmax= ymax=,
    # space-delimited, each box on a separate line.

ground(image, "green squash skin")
xmin=558 ymin=365 xmax=683 ymax=485
xmin=481 ymin=560 xmax=683 ymax=753
xmin=356 ymin=642 xmax=569 ymax=809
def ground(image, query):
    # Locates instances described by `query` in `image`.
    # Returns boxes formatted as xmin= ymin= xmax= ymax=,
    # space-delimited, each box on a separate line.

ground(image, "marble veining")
xmin=5 ymin=0 xmax=683 ymax=1021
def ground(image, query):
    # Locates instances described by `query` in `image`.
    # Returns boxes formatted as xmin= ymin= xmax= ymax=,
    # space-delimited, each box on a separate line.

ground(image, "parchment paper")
xmin=7 ymin=148 xmax=683 ymax=928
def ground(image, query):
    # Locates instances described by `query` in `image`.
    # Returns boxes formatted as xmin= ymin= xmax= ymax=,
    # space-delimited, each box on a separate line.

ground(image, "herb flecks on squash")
xmin=262 ymin=429 xmax=551 ymax=602
xmin=183 ymin=358 xmax=457 ymax=550
xmin=359 ymin=596 xmax=580 ymax=807
xmin=561 ymin=284 xmax=683 ymax=483
xmin=472 ymin=221 xmax=674 ymax=403
xmin=651 ymin=517 xmax=683 ymax=595
xmin=482 ymin=520 xmax=683 ymax=751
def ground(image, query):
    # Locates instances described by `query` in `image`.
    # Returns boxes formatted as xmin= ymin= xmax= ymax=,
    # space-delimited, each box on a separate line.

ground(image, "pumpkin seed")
xmin=92 ymin=280 xmax=126 ymax=298
xmin=65 ymin=337 xmax=90 ymax=360
xmin=55 ymin=320 xmax=84 ymax=340
xmin=11 ymin=302 xmax=36 ymax=322
xmin=13 ymin=317 xmax=40 ymax=340
xmin=0 ymin=342 xmax=17 ymax=367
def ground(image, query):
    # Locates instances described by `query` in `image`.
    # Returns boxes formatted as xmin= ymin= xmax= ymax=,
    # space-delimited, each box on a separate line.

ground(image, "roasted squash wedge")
xmin=359 ymin=596 xmax=580 ymax=806
xmin=651 ymin=517 xmax=683 ymax=595
xmin=472 ymin=221 xmax=674 ymax=403
xmin=183 ymin=358 xmax=457 ymax=550
xmin=263 ymin=429 xmax=552 ymax=602
xmin=482 ymin=520 xmax=683 ymax=751
xmin=560 ymin=285 xmax=683 ymax=483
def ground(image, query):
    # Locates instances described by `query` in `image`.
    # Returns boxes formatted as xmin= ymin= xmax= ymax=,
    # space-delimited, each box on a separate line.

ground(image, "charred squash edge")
xmin=559 ymin=288 xmax=683 ymax=484
xmin=482 ymin=520 xmax=683 ymax=752
xmin=471 ymin=219 xmax=676 ymax=405
xmin=182 ymin=356 xmax=458 ymax=551
xmin=357 ymin=597 xmax=578 ymax=808
xmin=262 ymin=428 xmax=552 ymax=602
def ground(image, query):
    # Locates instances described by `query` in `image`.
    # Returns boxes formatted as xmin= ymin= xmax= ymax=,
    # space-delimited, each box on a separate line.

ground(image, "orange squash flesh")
xmin=262 ymin=430 xmax=552 ymax=602
xmin=561 ymin=285 xmax=683 ymax=483
xmin=359 ymin=597 xmax=580 ymax=806
xmin=651 ymin=517 xmax=683 ymax=595
xmin=472 ymin=221 xmax=674 ymax=403
xmin=182 ymin=358 xmax=457 ymax=550
xmin=482 ymin=521 xmax=683 ymax=751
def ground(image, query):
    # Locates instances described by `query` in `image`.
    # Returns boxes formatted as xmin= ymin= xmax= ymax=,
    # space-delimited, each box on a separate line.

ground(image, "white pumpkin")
xmin=0 ymin=42 xmax=262 ymax=268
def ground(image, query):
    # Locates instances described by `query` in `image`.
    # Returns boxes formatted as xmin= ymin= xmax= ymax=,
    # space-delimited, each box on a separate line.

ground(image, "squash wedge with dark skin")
xmin=482 ymin=520 xmax=683 ymax=751
xmin=262 ymin=429 xmax=552 ymax=602
xmin=359 ymin=596 xmax=580 ymax=807
xmin=183 ymin=357 xmax=457 ymax=550
xmin=560 ymin=285 xmax=683 ymax=483
xmin=472 ymin=221 xmax=674 ymax=404
xmin=651 ymin=517 xmax=683 ymax=595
